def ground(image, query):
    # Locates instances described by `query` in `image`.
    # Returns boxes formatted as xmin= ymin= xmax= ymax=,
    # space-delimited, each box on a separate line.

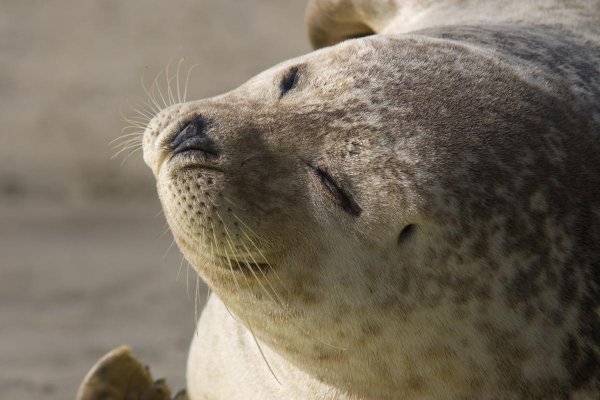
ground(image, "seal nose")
xmin=171 ymin=116 xmax=219 ymax=156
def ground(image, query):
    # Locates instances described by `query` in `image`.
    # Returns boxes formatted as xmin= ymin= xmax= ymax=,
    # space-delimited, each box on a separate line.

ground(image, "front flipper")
xmin=75 ymin=346 xmax=188 ymax=400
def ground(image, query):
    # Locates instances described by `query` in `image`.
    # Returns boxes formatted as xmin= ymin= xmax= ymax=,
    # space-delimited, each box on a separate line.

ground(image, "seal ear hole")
xmin=398 ymin=224 xmax=416 ymax=245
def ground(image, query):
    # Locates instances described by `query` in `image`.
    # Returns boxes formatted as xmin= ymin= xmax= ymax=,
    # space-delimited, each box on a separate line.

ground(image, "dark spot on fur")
xmin=398 ymin=224 xmax=416 ymax=245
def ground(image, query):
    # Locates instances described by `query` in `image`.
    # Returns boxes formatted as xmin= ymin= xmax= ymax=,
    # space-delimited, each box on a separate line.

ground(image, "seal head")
xmin=143 ymin=29 xmax=600 ymax=399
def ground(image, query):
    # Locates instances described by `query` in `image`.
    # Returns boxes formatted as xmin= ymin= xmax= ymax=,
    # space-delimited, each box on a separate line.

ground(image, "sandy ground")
xmin=1 ymin=202 xmax=197 ymax=398
xmin=0 ymin=0 xmax=311 ymax=398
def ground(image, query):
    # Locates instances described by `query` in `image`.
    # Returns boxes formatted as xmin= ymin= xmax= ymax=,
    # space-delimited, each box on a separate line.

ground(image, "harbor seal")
xmin=126 ymin=0 xmax=600 ymax=399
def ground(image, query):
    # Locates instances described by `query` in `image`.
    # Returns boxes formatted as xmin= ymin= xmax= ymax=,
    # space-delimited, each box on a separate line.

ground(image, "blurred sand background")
xmin=0 ymin=1 xmax=310 ymax=398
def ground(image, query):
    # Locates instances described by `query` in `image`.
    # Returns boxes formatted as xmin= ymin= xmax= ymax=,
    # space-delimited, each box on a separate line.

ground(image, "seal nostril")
xmin=171 ymin=116 xmax=219 ymax=157
xmin=172 ymin=121 xmax=200 ymax=148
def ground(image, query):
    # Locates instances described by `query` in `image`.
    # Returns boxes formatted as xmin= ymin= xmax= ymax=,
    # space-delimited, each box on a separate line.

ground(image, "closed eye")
xmin=307 ymin=163 xmax=362 ymax=216
xmin=279 ymin=66 xmax=300 ymax=98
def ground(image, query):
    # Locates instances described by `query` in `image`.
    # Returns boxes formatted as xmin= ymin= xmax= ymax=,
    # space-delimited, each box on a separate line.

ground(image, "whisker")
xmin=237 ymin=230 xmax=286 ymax=309
xmin=111 ymin=143 xmax=142 ymax=159
xmin=163 ymin=237 xmax=177 ymax=259
xmin=205 ymin=286 xmax=212 ymax=309
xmin=165 ymin=57 xmax=176 ymax=106
xmin=120 ymin=146 xmax=142 ymax=165
xmin=119 ymin=125 xmax=144 ymax=134
xmin=119 ymin=109 xmax=147 ymax=128
xmin=167 ymin=76 xmax=178 ymax=106
xmin=219 ymin=217 xmax=253 ymax=294
xmin=141 ymin=98 xmax=160 ymax=116
xmin=176 ymin=253 xmax=185 ymax=282
xmin=120 ymin=127 xmax=144 ymax=136
xmin=186 ymin=258 xmax=191 ymax=298
xmin=152 ymin=70 xmax=169 ymax=109
xmin=231 ymin=212 xmax=273 ymax=247
xmin=248 ymin=323 xmax=282 ymax=385
xmin=208 ymin=218 xmax=245 ymax=291
xmin=122 ymin=116 xmax=149 ymax=127
xmin=111 ymin=137 xmax=143 ymax=149
xmin=228 ymin=208 xmax=292 ymax=301
xmin=236 ymin=239 xmax=281 ymax=307
xmin=113 ymin=144 xmax=142 ymax=160
xmin=161 ymin=222 xmax=172 ymax=237
xmin=222 ymin=298 xmax=240 ymax=323
xmin=110 ymin=132 xmax=144 ymax=145
xmin=112 ymin=139 xmax=142 ymax=151
xmin=176 ymin=58 xmax=184 ymax=104
xmin=211 ymin=251 xmax=281 ymax=385
xmin=127 ymin=99 xmax=154 ymax=121
xmin=140 ymin=67 xmax=162 ymax=113
xmin=110 ymin=136 xmax=143 ymax=150
xmin=233 ymin=210 xmax=347 ymax=351
xmin=222 ymin=236 xmax=246 ymax=293
xmin=195 ymin=271 xmax=200 ymax=332
xmin=183 ymin=64 xmax=199 ymax=102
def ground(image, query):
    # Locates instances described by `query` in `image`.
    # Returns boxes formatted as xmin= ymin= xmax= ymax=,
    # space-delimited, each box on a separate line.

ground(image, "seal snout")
xmin=170 ymin=116 xmax=219 ymax=157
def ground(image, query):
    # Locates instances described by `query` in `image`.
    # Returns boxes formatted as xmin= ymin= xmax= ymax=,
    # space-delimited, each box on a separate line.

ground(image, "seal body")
xmin=141 ymin=1 xmax=600 ymax=398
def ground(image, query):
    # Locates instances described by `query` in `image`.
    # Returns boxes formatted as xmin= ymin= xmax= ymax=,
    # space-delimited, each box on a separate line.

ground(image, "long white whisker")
xmin=120 ymin=147 xmax=142 ymax=165
xmin=112 ymin=140 xmax=142 ymax=152
xmin=119 ymin=109 xmax=147 ymax=127
xmin=219 ymin=216 xmax=252 ymax=294
xmin=186 ymin=259 xmax=191 ymax=298
xmin=128 ymin=100 xmax=154 ymax=121
xmin=237 ymin=230 xmax=286 ymax=309
xmin=176 ymin=58 xmax=184 ymax=104
xmin=141 ymin=98 xmax=160 ymax=116
xmin=113 ymin=143 xmax=142 ymax=157
xmin=121 ymin=116 xmax=149 ymax=127
xmin=153 ymin=70 xmax=169 ymax=109
xmin=233 ymin=210 xmax=347 ymax=351
xmin=163 ymin=238 xmax=176 ymax=259
xmin=176 ymin=253 xmax=185 ymax=282
xmin=233 ymin=219 xmax=288 ymax=296
xmin=231 ymin=212 xmax=273 ymax=246
xmin=210 ymin=232 xmax=282 ymax=386
xmin=111 ymin=137 xmax=142 ymax=149
xmin=111 ymin=143 xmax=141 ymax=159
xmin=110 ymin=132 xmax=144 ymax=145
xmin=195 ymin=271 xmax=200 ymax=332
xmin=183 ymin=64 xmax=199 ymax=102
xmin=140 ymin=67 xmax=162 ymax=113
xmin=110 ymin=136 xmax=142 ymax=150
xmin=119 ymin=125 xmax=144 ymax=134
xmin=248 ymin=323 xmax=282 ymax=385
xmin=165 ymin=57 xmax=176 ymax=106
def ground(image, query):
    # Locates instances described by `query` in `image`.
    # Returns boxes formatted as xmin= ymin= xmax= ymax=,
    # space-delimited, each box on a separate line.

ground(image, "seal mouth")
xmin=175 ymin=233 xmax=272 ymax=274
xmin=218 ymin=256 xmax=272 ymax=274
xmin=166 ymin=152 xmax=224 ymax=176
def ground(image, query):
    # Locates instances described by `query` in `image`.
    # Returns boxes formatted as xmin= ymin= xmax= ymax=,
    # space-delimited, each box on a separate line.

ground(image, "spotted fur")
xmin=142 ymin=1 xmax=600 ymax=398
